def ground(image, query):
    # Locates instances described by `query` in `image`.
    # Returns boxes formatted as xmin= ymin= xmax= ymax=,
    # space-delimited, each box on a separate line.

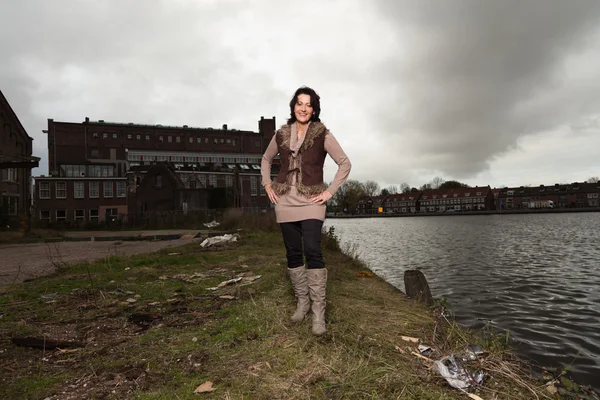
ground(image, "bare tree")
xmin=363 ymin=180 xmax=380 ymax=197
xmin=386 ymin=185 xmax=399 ymax=194
xmin=430 ymin=176 xmax=445 ymax=189
xmin=587 ymin=176 xmax=599 ymax=183
xmin=400 ymin=183 xmax=410 ymax=193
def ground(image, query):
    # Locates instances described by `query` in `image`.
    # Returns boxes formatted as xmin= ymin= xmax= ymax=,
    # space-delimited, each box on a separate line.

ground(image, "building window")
xmin=260 ymin=181 xmax=266 ymax=196
xmin=1 ymin=168 xmax=17 ymax=182
xmin=116 ymin=181 xmax=126 ymax=198
xmin=40 ymin=210 xmax=50 ymax=220
xmin=176 ymin=136 xmax=181 ymax=143
xmin=89 ymin=181 xmax=99 ymax=198
xmin=156 ymin=175 xmax=162 ymax=188
xmin=39 ymin=182 xmax=50 ymax=199
xmin=232 ymin=139 xmax=236 ymax=146
xmin=56 ymin=182 xmax=67 ymax=198
xmin=159 ymin=136 xmax=163 ymax=142
xmin=2 ymin=196 xmax=17 ymax=215
xmin=189 ymin=137 xmax=193 ymax=143
xmin=168 ymin=136 xmax=172 ymax=143
xmin=213 ymin=138 xmax=217 ymax=144
xmin=127 ymin=134 xmax=132 ymax=140
xmin=104 ymin=181 xmax=113 ymax=197
xmin=56 ymin=210 xmax=67 ymax=221
xmin=251 ymin=176 xmax=258 ymax=196
xmin=145 ymin=135 xmax=150 ymax=140
xmin=113 ymin=133 xmax=118 ymax=139
xmin=226 ymin=175 xmax=233 ymax=187
xmin=75 ymin=209 xmax=85 ymax=221
xmin=197 ymin=137 xmax=201 ymax=144
xmin=102 ymin=133 xmax=108 ymax=139
xmin=74 ymin=182 xmax=84 ymax=199
xmin=89 ymin=165 xmax=115 ymax=177
xmin=209 ymin=174 xmax=216 ymax=187
xmin=476 ymin=192 xmax=482 ymax=196
xmin=255 ymin=140 xmax=260 ymax=147
xmin=136 ymin=134 xmax=141 ymax=140
xmin=93 ymin=132 xmax=99 ymax=139
xmin=198 ymin=174 xmax=206 ymax=187
xmin=205 ymin=138 xmax=209 ymax=143
xmin=90 ymin=209 xmax=99 ymax=222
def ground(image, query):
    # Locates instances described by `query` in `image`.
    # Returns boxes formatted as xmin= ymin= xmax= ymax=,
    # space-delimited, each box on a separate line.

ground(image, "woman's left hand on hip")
xmin=310 ymin=190 xmax=333 ymax=204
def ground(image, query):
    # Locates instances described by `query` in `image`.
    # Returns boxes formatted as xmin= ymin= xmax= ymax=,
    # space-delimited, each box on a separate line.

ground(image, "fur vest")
xmin=271 ymin=122 xmax=328 ymax=197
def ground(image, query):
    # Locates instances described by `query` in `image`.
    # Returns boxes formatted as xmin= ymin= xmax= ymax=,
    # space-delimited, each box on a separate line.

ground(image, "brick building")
xmin=34 ymin=116 xmax=277 ymax=226
xmin=382 ymin=192 xmax=421 ymax=214
xmin=0 ymin=90 xmax=40 ymax=226
xmin=419 ymin=186 xmax=495 ymax=213
xmin=496 ymin=183 xmax=600 ymax=210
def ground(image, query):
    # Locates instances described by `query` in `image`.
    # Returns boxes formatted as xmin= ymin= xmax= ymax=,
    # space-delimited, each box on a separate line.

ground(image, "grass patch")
xmin=0 ymin=228 xmax=579 ymax=399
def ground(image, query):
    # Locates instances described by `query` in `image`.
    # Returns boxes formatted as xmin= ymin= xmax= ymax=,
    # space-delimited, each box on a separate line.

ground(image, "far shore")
xmin=327 ymin=207 xmax=600 ymax=219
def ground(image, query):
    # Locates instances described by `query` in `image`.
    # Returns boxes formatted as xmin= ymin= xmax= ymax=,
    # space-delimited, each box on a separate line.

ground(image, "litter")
xmin=463 ymin=344 xmax=485 ymax=361
xmin=203 ymin=220 xmax=220 ymax=228
xmin=418 ymin=344 xmax=432 ymax=357
xmin=207 ymin=274 xmax=262 ymax=291
xmin=40 ymin=293 xmax=58 ymax=300
xmin=434 ymin=354 xmax=484 ymax=390
xmin=401 ymin=336 xmax=419 ymax=343
xmin=200 ymin=234 xmax=239 ymax=248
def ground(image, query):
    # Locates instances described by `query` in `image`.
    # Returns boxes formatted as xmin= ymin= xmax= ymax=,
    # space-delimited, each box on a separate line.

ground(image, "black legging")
xmin=279 ymin=219 xmax=324 ymax=269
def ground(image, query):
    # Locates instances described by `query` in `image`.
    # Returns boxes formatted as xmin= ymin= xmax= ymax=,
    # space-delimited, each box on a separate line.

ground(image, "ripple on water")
xmin=325 ymin=213 xmax=600 ymax=393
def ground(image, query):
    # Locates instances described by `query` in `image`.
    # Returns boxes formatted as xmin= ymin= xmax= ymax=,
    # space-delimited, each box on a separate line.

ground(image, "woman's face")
xmin=294 ymin=94 xmax=313 ymax=124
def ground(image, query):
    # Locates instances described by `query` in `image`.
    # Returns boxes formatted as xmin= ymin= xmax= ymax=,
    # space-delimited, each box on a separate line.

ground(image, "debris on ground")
xmin=356 ymin=271 xmax=375 ymax=278
xmin=194 ymin=381 xmax=215 ymax=393
xmin=401 ymin=336 xmax=419 ymax=343
xmin=159 ymin=272 xmax=207 ymax=283
xmin=11 ymin=337 xmax=86 ymax=350
xmin=200 ymin=234 xmax=239 ymax=248
xmin=40 ymin=293 xmax=58 ymax=300
xmin=203 ymin=220 xmax=220 ymax=228
xmin=434 ymin=354 xmax=484 ymax=390
xmin=418 ymin=344 xmax=432 ymax=357
xmin=207 ymin=273 xmax=262 ymax=291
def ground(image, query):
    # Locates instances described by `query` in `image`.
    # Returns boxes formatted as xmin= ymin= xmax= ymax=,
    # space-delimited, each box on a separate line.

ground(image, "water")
xmin=324 ymin=213 xmax=600 ymax=392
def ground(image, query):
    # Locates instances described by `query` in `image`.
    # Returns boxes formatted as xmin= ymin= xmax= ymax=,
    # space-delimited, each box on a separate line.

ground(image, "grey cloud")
xmin=370 ymin=0 xmax=600 ymax=178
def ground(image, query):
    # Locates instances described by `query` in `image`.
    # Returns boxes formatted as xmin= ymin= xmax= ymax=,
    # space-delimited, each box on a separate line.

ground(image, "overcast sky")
xmin=2 ymin=0 xmax=599 ymax=189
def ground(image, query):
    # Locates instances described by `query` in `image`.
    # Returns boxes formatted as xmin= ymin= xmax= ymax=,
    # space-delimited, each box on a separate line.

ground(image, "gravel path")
xmin=0 ymin=237 xmax=203 ymax=287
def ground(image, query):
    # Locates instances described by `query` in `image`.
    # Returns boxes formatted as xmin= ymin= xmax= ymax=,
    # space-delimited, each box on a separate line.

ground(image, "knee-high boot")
xmin=288 ymin=266 xmax=310 ymax=322
xmin=307 ymin=268 xmax=327 ymax=335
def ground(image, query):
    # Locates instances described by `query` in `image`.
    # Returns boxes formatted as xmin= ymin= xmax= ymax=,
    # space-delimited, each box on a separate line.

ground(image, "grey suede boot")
xmin=307 ymin=268 xmax=328 ymax=335
xmin=288 ymin=266 xmax=310 ymax=322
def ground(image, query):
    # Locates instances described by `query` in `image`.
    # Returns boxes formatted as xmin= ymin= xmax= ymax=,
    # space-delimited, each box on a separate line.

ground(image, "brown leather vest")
xmin=271 ymin=122 xmax=328 ymax=197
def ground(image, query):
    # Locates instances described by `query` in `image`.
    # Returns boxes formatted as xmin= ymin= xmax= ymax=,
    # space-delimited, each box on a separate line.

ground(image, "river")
xmin=324 ymin=212 xmax=600 ymax=393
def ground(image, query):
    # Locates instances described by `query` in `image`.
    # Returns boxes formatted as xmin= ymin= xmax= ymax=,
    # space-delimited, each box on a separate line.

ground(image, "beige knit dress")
xmin=261 ymin=122 xmax=352 ymax=223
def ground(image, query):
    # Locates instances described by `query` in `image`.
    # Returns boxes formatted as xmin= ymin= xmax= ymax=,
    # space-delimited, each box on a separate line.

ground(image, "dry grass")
xmin=0 ymin=230 xmax=573 ymax=399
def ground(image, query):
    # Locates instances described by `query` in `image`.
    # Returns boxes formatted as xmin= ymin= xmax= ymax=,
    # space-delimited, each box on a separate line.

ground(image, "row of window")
xmin=1 ymin=168 xmax=18 ymax=182
xmin=38 ymin=181 xmax=126 ymax=199
xmin=422 ymin=192 xmax=483 ymax=200
xmin=39 ymin=209 xmax=100 ymax=221
xmin=422 ymin=198 xmax=485 ymax=206
xmin=92 ymin=132 xmax=261 ymax=147
xmin=60 ymin=165 xmax=116 ymax=177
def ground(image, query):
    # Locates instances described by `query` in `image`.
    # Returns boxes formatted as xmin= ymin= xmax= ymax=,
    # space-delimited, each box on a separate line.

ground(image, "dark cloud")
xmin=370 ymin=0 xmax=600 ymax=178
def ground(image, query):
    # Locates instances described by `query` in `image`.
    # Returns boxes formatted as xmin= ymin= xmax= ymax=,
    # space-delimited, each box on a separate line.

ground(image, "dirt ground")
xmin=0 ymin=234 xmax=204 ymax=287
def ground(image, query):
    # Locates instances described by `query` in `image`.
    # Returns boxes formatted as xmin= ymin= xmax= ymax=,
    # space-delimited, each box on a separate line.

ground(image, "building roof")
xmin=48 ymin=117 xmax=261 ymax=135
xmin=420 ymin=186 xmax=490 ymax=200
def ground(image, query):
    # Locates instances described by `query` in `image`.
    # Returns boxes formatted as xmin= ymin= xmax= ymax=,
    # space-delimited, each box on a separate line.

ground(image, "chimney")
xmin=85 ymin=117 xmax=89 ymax=123
xmin=222 ymin=124 xmax=228 ymax=130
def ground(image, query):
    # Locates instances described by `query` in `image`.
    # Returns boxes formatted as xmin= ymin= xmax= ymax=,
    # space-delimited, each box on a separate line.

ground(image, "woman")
xmin=260 ymin=86 xmax=351 ymax=335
